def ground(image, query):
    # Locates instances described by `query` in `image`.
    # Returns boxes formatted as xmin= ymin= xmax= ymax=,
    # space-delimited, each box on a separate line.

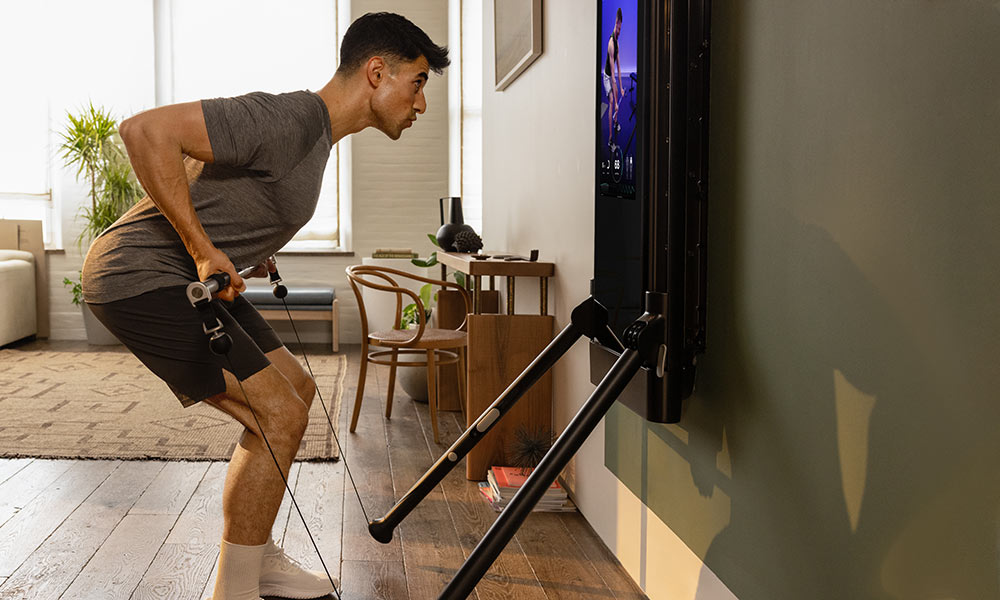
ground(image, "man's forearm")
xmin=119 ymin=119 xmax=215 ymax=262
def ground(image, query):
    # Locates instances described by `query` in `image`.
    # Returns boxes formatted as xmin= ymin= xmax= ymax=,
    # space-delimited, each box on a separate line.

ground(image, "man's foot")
xmin=258 ymin=538 xmax=339 ymax=599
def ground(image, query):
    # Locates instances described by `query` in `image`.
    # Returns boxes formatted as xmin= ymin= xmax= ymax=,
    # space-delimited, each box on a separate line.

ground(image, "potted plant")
xmin=59 ymin=103 xmax=145 ymax=345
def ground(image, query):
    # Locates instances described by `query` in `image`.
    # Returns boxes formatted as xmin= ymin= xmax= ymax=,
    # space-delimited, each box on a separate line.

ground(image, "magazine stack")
xmin=478 ymin=466 xmax=576 ymax=513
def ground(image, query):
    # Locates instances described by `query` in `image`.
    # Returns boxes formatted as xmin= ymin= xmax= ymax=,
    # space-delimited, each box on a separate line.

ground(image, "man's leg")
xmin=203 ymin=363 xmax=308 ymax=600
xmin=206 ymin=363 xmax=309 ymax=546
xmin=266 ymin=345 xmax=317 ymax=410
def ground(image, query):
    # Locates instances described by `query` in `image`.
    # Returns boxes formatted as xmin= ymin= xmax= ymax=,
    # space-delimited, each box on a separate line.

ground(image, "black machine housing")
xmin=591 ymin=0 xmax=712 ymax=423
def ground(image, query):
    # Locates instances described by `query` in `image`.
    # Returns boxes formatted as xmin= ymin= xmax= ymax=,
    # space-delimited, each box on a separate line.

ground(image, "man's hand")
xmin=195 ymin=246 xmax=244 ymax=302
xmin=243 ymin=256 xmax=276 ymax=280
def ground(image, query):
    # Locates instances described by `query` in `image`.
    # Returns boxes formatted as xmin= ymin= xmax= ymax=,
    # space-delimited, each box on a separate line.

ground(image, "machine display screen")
xmin=597 ymin=0 xmax=639 ymax=200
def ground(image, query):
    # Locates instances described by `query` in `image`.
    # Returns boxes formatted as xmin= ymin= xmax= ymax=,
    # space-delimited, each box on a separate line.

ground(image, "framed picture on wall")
xmin=494 ymin=0 xmax=542 ymax=91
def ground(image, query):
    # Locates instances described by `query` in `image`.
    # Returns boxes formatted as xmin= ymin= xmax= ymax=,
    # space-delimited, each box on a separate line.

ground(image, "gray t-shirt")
xmin=82 ymin=90 xmax=332 ymax=304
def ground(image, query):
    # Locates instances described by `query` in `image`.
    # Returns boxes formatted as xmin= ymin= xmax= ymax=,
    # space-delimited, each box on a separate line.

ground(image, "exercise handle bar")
xmin=185 ymin=258 xmax=287 ymax=306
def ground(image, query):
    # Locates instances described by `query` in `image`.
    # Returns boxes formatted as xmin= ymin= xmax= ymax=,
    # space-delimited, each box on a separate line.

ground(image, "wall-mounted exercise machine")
xmin=592 ymin=0 xmax=712 ymax=422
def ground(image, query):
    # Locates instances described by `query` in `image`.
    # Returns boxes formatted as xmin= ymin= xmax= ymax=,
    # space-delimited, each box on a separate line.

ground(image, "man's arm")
xmin=616 ymin=51 xmax=623 ymax=98
xmin=119 ymin=101 xmax=245 ymax=301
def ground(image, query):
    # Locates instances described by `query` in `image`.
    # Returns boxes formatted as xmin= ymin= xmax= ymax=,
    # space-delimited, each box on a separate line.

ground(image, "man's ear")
xmin=366 ymin=56 xmax=385 ymax=87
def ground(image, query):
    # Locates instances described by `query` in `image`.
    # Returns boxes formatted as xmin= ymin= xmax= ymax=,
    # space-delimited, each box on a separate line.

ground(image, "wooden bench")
xmin=243 ymin=286 xmax=340 ymax=352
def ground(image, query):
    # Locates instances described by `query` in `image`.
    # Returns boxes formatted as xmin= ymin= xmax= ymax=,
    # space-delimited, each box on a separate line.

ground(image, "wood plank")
xmin=384 ymin=379 xmax=469 ymax=600
xmin=516 ymin=512 xmax=615 ymax=599
xmin=277 ymin=461 xmax=344 ymax=584
xmin=340 ymin=354 xmax=403 ymax=563
xmin=466 ymin=314 xmax=554 ymax=480
xmin=0 ymin=460 xmax=119 ymax=576
xmin=60 ymin=513 xmax=176 ymax=600
xmin=140 ymin=461 xmax=227 ymax=600
xmin=0 ymin=458 xmax=33 ymax=486
xmin=435 ymin=413 xmax=548 ymax=600
xmin=129 ymin=461 xmax=210 ymax=515
xmin=0 ymin=459 xmax=74 ymax=527
xmin=559 ymin=513 xmax=648 ymax=599
xmin=164 ymin=461 xmax=228 ymax=546
xmin=0 ymin=461 xmax=163 ymax=600
xmin=341 ymin=559 xmax=409 ymax=600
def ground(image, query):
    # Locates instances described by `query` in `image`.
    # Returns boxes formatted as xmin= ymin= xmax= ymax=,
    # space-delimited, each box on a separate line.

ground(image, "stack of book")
xmin=371 ymin=248 xmax=418 ymax=259
xmin=478 ymin=466 xmax=576 ymax=513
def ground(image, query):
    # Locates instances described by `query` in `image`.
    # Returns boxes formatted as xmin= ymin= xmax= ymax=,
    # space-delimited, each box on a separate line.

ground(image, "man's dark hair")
xmin=338 ymin=12 xmax=450 ymax=75
xmin=616 ymin=8 xmax=623 ymax=22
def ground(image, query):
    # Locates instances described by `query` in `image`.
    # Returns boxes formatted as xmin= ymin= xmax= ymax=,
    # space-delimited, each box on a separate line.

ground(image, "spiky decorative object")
xmin=453 ymin=228 xmax=484 ymax=253
xmin=507 ymin=425 xmax=554 ymax=474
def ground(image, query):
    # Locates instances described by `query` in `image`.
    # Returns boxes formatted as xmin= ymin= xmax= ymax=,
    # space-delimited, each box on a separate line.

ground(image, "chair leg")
xmin=386 ymin=348 xmax=399 ymax=419
xmin=426 ymin=349 xmax=440 ymax=444
xmin=350 ymin=343 xmax=369 ymax=433
xmin=457 ymin=346 xmax=467 ymax=419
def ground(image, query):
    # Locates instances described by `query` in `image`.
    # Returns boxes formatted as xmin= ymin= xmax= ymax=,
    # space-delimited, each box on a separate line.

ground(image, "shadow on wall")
xmin=605 ymin=1 xmax=1000 ymax=598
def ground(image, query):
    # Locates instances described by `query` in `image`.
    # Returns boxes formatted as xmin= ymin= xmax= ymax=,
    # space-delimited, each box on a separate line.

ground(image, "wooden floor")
xmin=0 ymin=343 xmax=645 ymax=600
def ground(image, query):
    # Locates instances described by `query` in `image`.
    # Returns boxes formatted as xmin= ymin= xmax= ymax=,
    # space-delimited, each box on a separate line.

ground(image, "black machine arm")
xmin=368 ymin=296 xmax=622 ymax=543
xmin=438 ymin=298 xmax=663 ymax=599
xmin=367 ymin=294 xmax=665 ymax=600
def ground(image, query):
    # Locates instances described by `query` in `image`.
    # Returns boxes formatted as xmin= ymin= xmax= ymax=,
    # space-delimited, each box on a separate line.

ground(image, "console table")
xmin=437 ymin=252 xmax=555 ymax=480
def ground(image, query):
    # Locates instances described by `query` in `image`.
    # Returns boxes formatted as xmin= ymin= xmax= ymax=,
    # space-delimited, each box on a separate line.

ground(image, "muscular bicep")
xmin=120 ymin=101 xmax=215 ymax=164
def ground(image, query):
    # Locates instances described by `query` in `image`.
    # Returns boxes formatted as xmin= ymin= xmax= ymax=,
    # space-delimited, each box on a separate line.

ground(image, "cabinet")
xmin=437 ymin=252 xmax=555 ymax=480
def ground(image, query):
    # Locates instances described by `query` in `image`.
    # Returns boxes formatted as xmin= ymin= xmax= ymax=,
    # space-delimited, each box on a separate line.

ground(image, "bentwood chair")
xmin=345 ymin=265 xmax=471 ymax=443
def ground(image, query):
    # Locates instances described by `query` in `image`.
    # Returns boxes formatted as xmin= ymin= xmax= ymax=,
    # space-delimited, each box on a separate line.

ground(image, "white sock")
xmin=211 ymin=539 xmax=266 ymax=600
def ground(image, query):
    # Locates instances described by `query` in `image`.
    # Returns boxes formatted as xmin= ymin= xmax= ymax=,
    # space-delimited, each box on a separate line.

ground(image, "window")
xmin=448 ymin=0 xmax=483 ymax=234
xmin=163 ymin=0 xmax=348 ymax=251
xmin=0 ymin=0 xmax=348 ymax=251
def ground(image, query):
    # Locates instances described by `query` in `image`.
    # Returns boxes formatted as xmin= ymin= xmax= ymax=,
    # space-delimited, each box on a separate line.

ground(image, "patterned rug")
xmin=0 ymin=345 xmax=344 ymax=461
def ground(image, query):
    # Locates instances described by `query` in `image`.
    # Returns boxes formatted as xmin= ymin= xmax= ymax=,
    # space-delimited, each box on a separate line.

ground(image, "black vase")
xmin=436 ymin=196 xmax=473 ymax=252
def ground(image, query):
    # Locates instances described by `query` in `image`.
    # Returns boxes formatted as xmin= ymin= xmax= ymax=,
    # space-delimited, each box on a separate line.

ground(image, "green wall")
xmin=605 ymin=1 xmax=1000 ymax=598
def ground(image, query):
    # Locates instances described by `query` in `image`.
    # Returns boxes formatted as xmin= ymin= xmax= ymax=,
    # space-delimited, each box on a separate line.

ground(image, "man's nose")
xmin=414 ymin=91 xmax=426 ymax=114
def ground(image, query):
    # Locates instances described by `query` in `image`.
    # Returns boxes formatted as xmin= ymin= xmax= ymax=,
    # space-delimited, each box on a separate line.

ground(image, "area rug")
xmin=0 ymin=347 xmax=345 ymax=461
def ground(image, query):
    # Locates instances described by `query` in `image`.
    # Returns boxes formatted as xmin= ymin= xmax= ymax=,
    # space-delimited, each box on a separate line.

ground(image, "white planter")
xmin=397 ymin=364 xmax=429 ymax=403
xmin=81 ymin=302 xmax=121 ymax=346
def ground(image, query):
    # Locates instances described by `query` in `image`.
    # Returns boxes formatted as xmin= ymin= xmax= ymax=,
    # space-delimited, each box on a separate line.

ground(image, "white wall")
xmin=39 ymin=0 xmax=451 ymax=346
xmin=481 ymin=1 xmax=732 ymax=598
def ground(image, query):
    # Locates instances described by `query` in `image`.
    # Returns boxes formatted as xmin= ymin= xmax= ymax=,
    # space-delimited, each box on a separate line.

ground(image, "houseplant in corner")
xmin=59 ymin=103 xmax=145 ymax=345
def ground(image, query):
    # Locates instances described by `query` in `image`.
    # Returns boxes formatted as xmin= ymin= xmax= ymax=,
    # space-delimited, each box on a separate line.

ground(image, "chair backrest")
xmin=345 ymin=264 xmax=471 ymax=346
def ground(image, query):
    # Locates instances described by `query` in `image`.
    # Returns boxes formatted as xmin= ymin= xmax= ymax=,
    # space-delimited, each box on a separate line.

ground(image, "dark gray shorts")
xmin=87 ymin=286 xmax=282 ymax=407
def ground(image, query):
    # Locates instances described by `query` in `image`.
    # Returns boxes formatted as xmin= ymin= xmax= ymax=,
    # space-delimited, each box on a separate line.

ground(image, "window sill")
xmin=276 ymin=249 xmax=355 ymax=257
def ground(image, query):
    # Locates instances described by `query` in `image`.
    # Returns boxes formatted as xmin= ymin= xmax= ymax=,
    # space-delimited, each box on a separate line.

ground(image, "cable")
xmin=222 ymin=353 xmax=343 ymax=600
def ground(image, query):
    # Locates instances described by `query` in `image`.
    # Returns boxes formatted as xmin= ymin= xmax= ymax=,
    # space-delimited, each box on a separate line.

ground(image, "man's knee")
xmin=217 ymin=367 xmax=310 ymax=445
xmin=262 ymin=389 xmax=309 ymax=444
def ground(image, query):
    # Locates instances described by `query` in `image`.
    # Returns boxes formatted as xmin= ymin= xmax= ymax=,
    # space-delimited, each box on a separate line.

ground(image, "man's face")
xmin=371 ymin=55 xmax=430 ymax=140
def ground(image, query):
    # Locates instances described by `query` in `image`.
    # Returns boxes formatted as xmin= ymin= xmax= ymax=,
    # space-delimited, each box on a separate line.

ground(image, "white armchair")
xmin=0 ymin=249 xmax=37 ymax=346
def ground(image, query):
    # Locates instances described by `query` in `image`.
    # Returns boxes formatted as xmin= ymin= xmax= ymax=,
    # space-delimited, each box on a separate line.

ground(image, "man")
xmin=604 ymin=7 xmax=623 ymax=149
xmin=81 ymin=12 xmax=448 ymax=600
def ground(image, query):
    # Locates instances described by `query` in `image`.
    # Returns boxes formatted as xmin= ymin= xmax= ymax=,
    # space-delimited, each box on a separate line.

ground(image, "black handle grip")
xmin=205 ymin=272 xmax=230 ymax=295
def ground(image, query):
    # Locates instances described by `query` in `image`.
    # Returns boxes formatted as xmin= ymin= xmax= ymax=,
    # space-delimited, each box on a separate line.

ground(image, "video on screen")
xmin=598 ymin=0 xmax=638 ymax=199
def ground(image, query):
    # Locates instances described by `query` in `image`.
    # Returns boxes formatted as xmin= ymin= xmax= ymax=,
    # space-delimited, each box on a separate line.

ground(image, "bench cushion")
xmin=243 ymin=286 xmax=334 ymax=310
